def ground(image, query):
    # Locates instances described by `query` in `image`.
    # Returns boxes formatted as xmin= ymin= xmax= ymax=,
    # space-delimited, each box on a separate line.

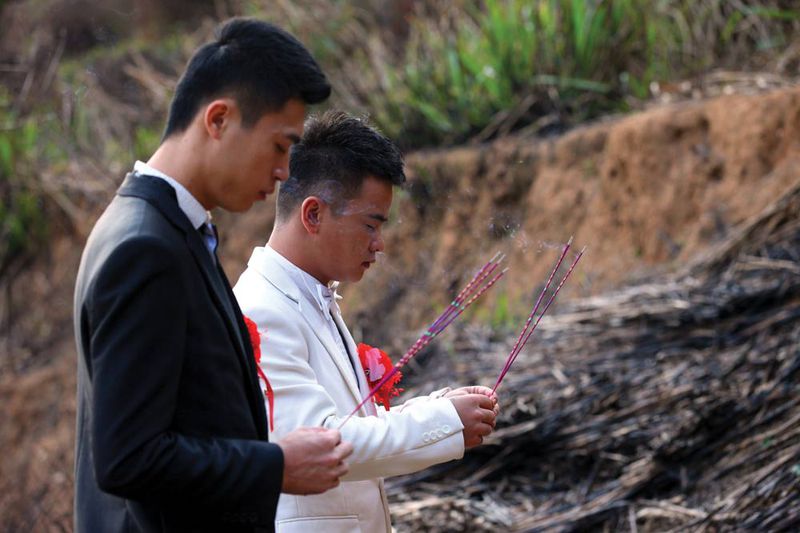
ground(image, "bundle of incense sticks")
xmin=339 ymin=253 xmax=508 ymax=428
xmin=493 ymin=239 xmax=585 ymax=392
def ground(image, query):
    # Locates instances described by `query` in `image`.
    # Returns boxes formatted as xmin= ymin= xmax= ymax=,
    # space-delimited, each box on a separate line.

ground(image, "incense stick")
xmin=495 ymin=240 xmax=572 ymax=386
xmin=493 ymin=244 xmax=585 ymax=392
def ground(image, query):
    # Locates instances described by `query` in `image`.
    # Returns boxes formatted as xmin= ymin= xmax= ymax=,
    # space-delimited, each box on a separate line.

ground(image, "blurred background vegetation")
xmin=1 ymin=0 xmax=799 ymax=282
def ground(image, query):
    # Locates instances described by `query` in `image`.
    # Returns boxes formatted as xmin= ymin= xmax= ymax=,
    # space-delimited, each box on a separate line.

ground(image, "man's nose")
xmin=273 ymin=165 xmax=288 ymax=182
xmin=372 ymin=233 xmax=385 ymax=253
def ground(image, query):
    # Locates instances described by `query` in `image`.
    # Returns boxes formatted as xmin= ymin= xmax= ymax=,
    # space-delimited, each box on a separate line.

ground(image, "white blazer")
xmin=233 ymin=247 xmax=465 ymax=533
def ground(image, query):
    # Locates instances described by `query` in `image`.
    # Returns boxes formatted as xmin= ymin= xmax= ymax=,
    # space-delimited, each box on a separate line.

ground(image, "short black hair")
xmin=277 ymin=111 xmax=405 ymax=219
xmin=163 ymin=18 xmax=330 ymax=138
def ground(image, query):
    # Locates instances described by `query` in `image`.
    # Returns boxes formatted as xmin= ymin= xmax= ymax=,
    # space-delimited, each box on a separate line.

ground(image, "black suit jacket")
xmin=73 ymin=173 xmax=282 ymax=532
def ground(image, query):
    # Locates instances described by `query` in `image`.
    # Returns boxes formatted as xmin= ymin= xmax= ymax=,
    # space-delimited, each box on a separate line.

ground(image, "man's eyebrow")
xmin=284 ymin=132 xmax=301 ymax=144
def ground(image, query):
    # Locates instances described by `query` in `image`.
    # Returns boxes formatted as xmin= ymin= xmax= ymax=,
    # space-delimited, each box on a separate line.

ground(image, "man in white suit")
xmin=233 ymin=111 xmax=499 ymax=532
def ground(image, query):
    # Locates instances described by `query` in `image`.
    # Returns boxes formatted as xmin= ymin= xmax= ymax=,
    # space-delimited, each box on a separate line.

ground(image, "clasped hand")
xmin=277 ymin=427 xmax=353 ymax=495
xmin=446 ymin=386 xmax=500 ymax=448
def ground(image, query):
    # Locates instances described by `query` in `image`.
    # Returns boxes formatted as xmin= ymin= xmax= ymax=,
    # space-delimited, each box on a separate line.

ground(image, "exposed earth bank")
xmin=223 ymin=86 xmax=800 ymax=350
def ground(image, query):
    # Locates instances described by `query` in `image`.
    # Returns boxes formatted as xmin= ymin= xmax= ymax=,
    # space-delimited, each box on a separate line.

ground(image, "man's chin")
xmin=231 ymin=197 xmax=265 ymax=213
xmin=343 ymin=270 xmax=366 ymax=284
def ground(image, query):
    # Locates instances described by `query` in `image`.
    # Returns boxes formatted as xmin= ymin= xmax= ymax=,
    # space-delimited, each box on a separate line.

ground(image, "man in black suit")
xmin=73 ymin=18 xmax=353 ymax=532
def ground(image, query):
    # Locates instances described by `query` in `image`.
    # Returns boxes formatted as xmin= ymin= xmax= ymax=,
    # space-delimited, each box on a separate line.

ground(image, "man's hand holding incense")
xmin=277 ymin=427 xmax=354 ymax=495
xmin=446 ymin=386 xmax=500 ymax=418
xmin=448 ymin=391 xmax=498 ymax=449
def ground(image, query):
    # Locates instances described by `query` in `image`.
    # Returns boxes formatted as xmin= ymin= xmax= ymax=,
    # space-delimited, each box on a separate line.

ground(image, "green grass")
xmin=133 ymin=126 xmax=162 ymax=162
xmin=282 ymin=0 xmax=800 ymax=148
xmin=0 ymin=92 xmax=50 ymax=275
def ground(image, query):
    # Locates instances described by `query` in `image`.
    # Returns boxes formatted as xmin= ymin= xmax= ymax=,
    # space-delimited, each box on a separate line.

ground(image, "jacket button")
xmin=443 ymin=424 xmax=451 ymax=432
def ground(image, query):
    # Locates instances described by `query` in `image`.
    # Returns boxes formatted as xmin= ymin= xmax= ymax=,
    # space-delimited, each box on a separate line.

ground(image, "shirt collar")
xmin=134 ymin=160 xmax=210 ymax=230
xmin=264 ymin=245 xmax=341 ymax=318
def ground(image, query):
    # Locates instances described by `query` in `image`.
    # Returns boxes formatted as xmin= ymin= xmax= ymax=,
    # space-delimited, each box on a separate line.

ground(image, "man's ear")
xmin=300 ymin=197 xmax=325 ymax=234
xmin=203 ymin=99 xmax=236 ymax=139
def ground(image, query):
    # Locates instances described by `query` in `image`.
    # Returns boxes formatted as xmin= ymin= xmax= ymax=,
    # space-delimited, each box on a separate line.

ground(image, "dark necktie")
xmin=198 ymin=222 xmax=218 ymax=259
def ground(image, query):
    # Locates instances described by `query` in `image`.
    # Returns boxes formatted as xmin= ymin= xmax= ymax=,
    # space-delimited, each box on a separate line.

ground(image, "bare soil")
xmin=223 ymin=87 xmax=800 ymax=352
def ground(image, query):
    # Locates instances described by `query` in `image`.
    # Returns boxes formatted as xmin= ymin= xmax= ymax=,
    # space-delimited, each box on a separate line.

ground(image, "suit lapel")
xmin=184 ymin=236 xmax=268 ymax=435
xmin=248 ymin=248 xmax=366 ymax=408
xmin=118 ymin=173 xmax=268 ymax=436
xmin=302 ymin=306 xmax=365 ymax=410
xmin=331 ymin=311 xmax=376 ymax=416
xmin=184 ymin=227 xmax=247 ymax=357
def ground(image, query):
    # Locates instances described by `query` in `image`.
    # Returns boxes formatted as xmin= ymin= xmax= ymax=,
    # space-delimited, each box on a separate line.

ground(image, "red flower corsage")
xmin=244 ymin=315 xmax=275 ymax=431
xmin=357 ymin=343 xmax=403 ymax=410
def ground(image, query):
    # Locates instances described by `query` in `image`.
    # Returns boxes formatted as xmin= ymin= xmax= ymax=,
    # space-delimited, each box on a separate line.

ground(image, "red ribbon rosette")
xmin=243 ymin=316 xmax=275 ymax=432
xmin=357 ymin=343 xmax=403 ymax=410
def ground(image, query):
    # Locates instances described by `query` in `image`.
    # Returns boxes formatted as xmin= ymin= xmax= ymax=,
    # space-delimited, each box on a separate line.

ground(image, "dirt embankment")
xmin=2 ymin=87 xmax=799 ymax=529
xmin=223 ymin=87 xmax=800 ymax=351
